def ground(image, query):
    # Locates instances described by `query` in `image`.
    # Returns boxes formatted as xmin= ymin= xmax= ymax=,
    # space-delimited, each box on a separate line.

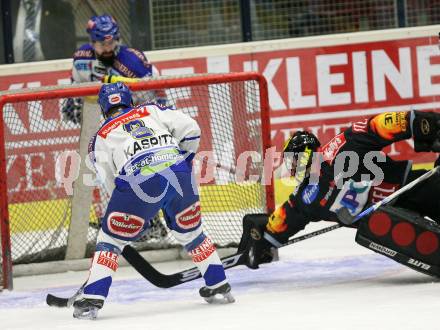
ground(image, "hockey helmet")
xmin=283 ymin=131 xmax=320 ymax=156
xmin=98 ymin=82 xmax=132 ymax=117
xmin=87 ymin=14 xmax=120 ymax=42
xmin=283 ymin=131 xmax=320 ymax=172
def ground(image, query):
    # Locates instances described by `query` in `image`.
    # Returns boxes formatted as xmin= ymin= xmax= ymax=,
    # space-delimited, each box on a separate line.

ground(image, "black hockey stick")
xmin=121 ymin=223 xmax=342 ymax=289
xmin=123 ymin=166 xmax=440 ymax=288
xmin=47 ymin=166 xmax=439 ymax=302
xmin=46 ymin=282 xmax=86 ymax=308
xmin=46 ymin=223 xmax=340 ymax=306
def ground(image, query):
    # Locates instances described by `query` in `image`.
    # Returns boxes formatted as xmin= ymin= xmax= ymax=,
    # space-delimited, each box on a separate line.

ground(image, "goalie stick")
xmin=120 ymin=166 xmax=440 ymax=289
xmin=121 ymin=223 xmax=342 ymax=288
xmin=47 ymin=166 xmax=439 ymax=304
xmin=46 ymin=223 xmax=340 ymax=308
xmin=351 ymin=166 xmax=440 ymax=224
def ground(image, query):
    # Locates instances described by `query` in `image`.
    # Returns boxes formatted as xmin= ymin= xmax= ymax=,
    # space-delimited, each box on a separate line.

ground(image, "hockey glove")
xmin=62 ymin=97 xmax=83 ymax=124
xmin=412 ymin=111 xmax=440 ymax=152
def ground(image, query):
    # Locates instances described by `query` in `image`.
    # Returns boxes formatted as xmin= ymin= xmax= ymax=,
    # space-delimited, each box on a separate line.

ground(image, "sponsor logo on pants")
xmin=107 ymin=212 xmax=145 ymax=238
xmin=176 ymin=201 xmax=201 ymax=230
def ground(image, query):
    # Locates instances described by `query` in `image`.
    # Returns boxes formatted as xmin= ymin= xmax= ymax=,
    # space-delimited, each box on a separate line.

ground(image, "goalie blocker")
xmin=356 ymin=205 xmax=440 ymax=277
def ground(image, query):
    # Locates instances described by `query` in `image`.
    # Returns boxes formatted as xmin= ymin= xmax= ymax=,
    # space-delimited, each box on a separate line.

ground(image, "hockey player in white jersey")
xmin=72 ymin=82 xmax=234 ymax=319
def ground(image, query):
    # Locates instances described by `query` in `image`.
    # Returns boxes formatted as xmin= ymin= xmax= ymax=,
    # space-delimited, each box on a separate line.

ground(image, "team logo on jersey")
xmin=106 ymin=212 xmax=145 ymax=239
xmin=123 ymin=119 xmax=155 ymax=139
xmin=108 ymin=93 xmax=122 ymax=104
xmin=176 ymin=201 xmax=201 ymax=230
xmin=301 ymin=184 xmax=319 ymax=204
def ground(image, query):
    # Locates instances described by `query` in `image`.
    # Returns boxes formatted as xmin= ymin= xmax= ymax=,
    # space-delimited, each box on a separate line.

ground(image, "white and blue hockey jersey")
xmin=89 ymin=103 xmax=201 ymax=194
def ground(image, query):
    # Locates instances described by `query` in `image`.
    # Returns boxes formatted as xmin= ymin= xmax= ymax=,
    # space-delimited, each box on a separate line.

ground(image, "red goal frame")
xmin=0 ymin=72 xmax=273 ymax=290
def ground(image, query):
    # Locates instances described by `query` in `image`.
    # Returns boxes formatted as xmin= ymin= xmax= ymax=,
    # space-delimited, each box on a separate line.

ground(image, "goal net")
xmin=0 ymin=72 xmax=273 ymax=290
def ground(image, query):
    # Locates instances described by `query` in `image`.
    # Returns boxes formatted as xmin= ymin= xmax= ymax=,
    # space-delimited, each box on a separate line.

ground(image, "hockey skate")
xmin=199 ymin=283 xmax=235 ymax=304
xmin=72 ymin=298 xmax=104 ymax=320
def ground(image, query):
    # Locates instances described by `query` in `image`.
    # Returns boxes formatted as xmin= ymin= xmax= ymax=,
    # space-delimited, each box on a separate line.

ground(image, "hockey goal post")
xmin=0 ymin=72 xmax=274 ymax=290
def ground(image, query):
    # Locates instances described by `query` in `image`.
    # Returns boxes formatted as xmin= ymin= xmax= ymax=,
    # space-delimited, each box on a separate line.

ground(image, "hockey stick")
xmin=46 ymin=282 xmax=86 ymax=308
xmin=47 ymin=166 xmax=440 ymax=302
xmin=122 ymin=166 xmax=440 ymax=288
xmin=352 ymin=166 xmax=440 ymax=224
xmin=121 ymin=223 xmax=342 ymax=289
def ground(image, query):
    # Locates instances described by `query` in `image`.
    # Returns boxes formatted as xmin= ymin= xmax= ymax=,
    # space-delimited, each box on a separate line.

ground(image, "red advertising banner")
xmin=1 ymin=34 xmax=439 ymax=204
xmin=227 ymin=36 xmax=440 ymax=164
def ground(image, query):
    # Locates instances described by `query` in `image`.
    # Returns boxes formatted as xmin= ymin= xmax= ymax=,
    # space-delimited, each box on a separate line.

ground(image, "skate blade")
xmin=204 ymin=292 xmax=235 ymax=304
xmin=73 ymin=308 xmax=99 ymax=320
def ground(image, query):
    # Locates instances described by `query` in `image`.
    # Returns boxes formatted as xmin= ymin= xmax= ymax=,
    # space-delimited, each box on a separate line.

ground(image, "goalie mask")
xmin=283 ymin=131 xmax=320 ymax=176
xmin=98 ymin=82 xmax=132 ymax=118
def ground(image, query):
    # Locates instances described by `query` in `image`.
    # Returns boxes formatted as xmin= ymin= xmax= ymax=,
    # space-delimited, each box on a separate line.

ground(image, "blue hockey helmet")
xmin=98 ymin=82 xmax=132 ymax=117
xmin=86 ymin=14 xmax=120 ymax=42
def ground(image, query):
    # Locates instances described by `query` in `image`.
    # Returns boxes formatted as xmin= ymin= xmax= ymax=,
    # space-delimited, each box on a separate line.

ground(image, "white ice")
xmin=1 ymin=223 xmax=440 ymax=330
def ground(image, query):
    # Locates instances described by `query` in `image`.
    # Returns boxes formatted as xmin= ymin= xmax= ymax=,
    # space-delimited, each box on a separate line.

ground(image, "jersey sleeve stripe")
xmin=88 ymin=133 xmax=98 ymax=171
xmin=181 ymin=136 xmax=201 ymax=142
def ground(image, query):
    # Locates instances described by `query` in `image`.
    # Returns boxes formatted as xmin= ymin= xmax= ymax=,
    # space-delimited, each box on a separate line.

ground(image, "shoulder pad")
xmin=139 ymin=102 xmax=173 ymax=111
xmin=115 ymin=46 xmax=153 ymax=78
xmin=73 ymin=44 xmax=95 ymax=60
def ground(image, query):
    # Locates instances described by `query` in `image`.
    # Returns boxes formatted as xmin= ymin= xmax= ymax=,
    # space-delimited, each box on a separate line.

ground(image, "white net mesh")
xmin=0 ymin=73 xmax=272 ymax=268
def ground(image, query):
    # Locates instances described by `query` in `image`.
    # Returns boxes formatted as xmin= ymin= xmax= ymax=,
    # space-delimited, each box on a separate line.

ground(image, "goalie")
xmin=239 ymin=110 xmax=440 ymax=273
xmin=62 ymin=14 xmax=164 ymax=124
xmin=72 ymin=82 xmax=234 ymax=319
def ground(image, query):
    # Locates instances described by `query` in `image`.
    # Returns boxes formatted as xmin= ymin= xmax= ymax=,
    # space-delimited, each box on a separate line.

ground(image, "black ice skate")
xmin=199 ymin=283 xmax=235 ymax=304
xmin=72 ymin=298 xmax=104 ymax=320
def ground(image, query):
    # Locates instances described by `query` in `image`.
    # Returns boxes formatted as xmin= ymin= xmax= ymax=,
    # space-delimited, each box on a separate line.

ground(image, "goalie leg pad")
xmin=356 ymin=205 xmax=440 ymax=277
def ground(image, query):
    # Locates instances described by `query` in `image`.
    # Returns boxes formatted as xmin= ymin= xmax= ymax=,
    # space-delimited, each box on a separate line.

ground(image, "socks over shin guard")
xmin=82 ymin=242 xmax=121 ymax=300
xmin=185 ymin=233 xmax=227 ymax=288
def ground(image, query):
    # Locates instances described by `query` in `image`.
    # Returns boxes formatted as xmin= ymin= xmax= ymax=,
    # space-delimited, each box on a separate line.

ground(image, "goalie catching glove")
xmin=411 ymin=111 xmax=440 ymax=152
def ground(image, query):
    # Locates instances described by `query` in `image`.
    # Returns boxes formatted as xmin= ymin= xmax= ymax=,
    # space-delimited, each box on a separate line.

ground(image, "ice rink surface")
xmin=1 ymin=224 xmax=440 ymax=330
